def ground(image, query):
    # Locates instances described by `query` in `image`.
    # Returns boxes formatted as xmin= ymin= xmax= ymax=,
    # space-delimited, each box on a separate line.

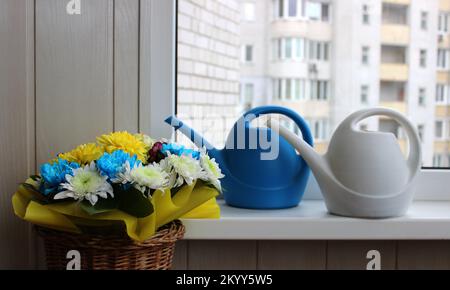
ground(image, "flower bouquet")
xmin=12 ymin=132 xmax=223 ymax=270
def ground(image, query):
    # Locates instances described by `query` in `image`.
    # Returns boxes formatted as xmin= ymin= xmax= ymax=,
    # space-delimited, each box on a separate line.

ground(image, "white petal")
xmin=88 ymin=194 xmax=98 ymax=206
xmin=54 ymin=191 xmax=71 ymax=200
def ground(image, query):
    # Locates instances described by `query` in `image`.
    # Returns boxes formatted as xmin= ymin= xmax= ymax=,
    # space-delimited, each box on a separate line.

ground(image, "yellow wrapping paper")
xmin=12 ymin=179 xmax=220 ymax=242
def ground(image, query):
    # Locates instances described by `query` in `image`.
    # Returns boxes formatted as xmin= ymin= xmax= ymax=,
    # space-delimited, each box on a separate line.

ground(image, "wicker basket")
xmin=36 ymin=220 xmax=185 ymax=270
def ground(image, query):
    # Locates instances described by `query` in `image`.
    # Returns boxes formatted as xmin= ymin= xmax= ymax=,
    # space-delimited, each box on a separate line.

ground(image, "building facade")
xmin=177 ymin=0 xmax=241 ymax=147
xmin=239 ymin=0 xmax=450 ymax=167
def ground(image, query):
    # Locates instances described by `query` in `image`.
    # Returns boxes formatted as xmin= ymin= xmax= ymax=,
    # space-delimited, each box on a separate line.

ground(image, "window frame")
xmin=167 ymin=0 xmax=450 ymax=201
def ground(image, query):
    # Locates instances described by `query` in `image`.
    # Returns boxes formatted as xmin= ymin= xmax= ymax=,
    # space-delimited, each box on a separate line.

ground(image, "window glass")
xmin=177 ymin=0 xmax=450 ymax=168
xmin=288 ymin=0 xmax=297 ymax=17
xmin=421 ymin=11 xmax=428 ymax=30
xmin=362 ymin=46 xmax=370 ymax=65
xmin=362 ymin=4 xmax=370 ymax=25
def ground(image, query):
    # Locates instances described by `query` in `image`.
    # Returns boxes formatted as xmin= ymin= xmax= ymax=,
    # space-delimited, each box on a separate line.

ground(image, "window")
xmin=419 ymin=49 xmax=427 ymax=68
xmin=435 ymin=120 xmax=444 ymax=139
xmin=242 ymin=2 xmax=256 ymax=21
xmin=288 ymin=0 xmax=297 ymax=17
xmin=304 ymin=1 xmax=330 ymax=22
xmin=417 ymin=125 xmax=425 ymax=143
xmin=362 ymin=46 xmax=370 ymax=65
xmin=418 ymin=88 xmax=426 ymax=107
xmin=361 ymin=85 xmax=369 ymax=104
xmin=242 ymin=83 xmax=254 ymax=111
xmin=274 ymin=38 xmax=326 ymax=61
xmin=309 ymin=41 xmax=329 ymax=61
xmin=438 ymin=12 xmax=449 ymax=33
xmin=433 ymin=155 xmax=443 ymax=167
xmin=294 ymin=38 xmax=305 ymax=60
xmin=177 ymin=0 xmax=450 ymax=168
xmin=310 ymin=80 xmax=329 ymax=101
xmin=436 ymin=85 xmax=448 ymax=104
xmin=308 ymin=119 xmax=329 ymax=141
xmin=285 ymin=38 xmax=292 ymax=59
xmin=362 ymin=4 xmax=370 ymax=25
xmin=437 ymin=49 xmax=449 ymax=70
xmin=243 ymin=45 xmax=253 ymax=63
xmin=421 ymin=11 xmax=428 ymax=30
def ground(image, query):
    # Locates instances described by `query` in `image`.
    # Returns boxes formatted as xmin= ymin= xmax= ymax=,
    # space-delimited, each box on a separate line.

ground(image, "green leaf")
xmin=30 ymin=175 xmax=41 ymax=181
xmin=117 ymin=186 xmax=154 ymax=218
xmin=80 ymin=197 xmax=119 ymax=216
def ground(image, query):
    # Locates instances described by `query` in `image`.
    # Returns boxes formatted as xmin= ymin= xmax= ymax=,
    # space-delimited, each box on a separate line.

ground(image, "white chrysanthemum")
xmin=130 ymin=163 xmax=169 ymax=191
xmin=112 ymin=161 xmax=138 ymax=185
xmin=200 ymin=153 xmax=225 ymax=190
xmin=54 ymin=162 xmax=113 ymax=206
xmin=166 ymin=153 xmax=204 ymax=187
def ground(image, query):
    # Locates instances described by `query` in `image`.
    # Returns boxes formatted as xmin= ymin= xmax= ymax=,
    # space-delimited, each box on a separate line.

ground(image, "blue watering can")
xmin=165 ymin=106 xmax=313 ymax=209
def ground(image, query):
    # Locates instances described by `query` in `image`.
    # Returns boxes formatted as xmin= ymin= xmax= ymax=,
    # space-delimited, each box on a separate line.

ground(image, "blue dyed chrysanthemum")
xmin=96 ymin=150 xmax=140 ymax=179
xmin=40 ymin=159 xmax=80 ymax=196
xmin=162 ymin=143 xmax=200 ymax=159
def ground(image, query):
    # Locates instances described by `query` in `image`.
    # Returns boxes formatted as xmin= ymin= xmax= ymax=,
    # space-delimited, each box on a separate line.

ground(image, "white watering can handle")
xmin=348 ymin=108 xmax=422 ymax=178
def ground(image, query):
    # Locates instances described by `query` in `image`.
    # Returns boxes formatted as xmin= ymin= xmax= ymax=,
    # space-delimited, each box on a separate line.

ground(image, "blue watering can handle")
xmin=243 ymin=106 xmax=314 ymax=146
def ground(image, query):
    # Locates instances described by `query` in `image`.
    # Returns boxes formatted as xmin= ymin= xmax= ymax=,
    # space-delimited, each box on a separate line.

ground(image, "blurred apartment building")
xmin=239 ymin=0 xmax=450 ymax=167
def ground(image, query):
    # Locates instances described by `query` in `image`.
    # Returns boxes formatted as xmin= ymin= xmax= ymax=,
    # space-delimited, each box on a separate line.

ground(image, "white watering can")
xmin=268 ymin=108 xmax=422 ymax=218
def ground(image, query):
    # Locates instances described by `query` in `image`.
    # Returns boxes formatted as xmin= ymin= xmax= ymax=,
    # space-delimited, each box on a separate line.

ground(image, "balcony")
xmin=383 ymin=0 xmax=410 ymax=5
xmin=380 ymin=64 xmax=409 ymax=81
xmin=435 ymin=105 xmax=450 ymax=118
xmin=273 ymin=100 xmax=330 ymax=118
xmin=440 ymin=0 xmax=450 ymax=12
xmin=438 ymin=34 xmax=450 ymax=49
xmin=437 ymin=72 xmax=450 ymax=84
xmin=270 ymin=20 xmax=332 ymax=40
xmin=380 ymin=101 xmax=407 ymax=114
xmin=434 ymin=141 xmax=450 ymax=154
xmin=382 ymin=3 xmax=408 ymax=25
xmin=381 ymin=25 xmax=410 ymax=45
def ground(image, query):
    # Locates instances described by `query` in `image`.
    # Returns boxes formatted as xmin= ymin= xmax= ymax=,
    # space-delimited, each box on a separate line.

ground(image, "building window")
xmin=420 ymin=11 xmax=428 ymax=30
xmin=285 ymin=38 xmax=293 ymax=59
xmin=242 ymin=2 xmax=256 ymax=22
xmin=304 ymin=1 xmax=330 ymax=22
xmin=294 ymin=79 xmax=305 ymax=100
xmin=433 ymin=155 xmax=443 ymax=167
xmin=242 ymin=45 xmax=253 ymax=63
xmin=294 ymin=38 xmax=305 ymax=60
xmin=309 ymin=41 xmax=329 ymax=61
xmin=308 ymin=119 xmax=329 ymax=141
xmin=243 ymin=83 xmax=254 ymax=110
xmin=361 ymin=85 xmax=369 ymax=104
xmin=419 ymin=49 xmax=427 ymax=68
xmin=417 ymin=124 xmax=425 ymax=143
xmin=362 ymin=4 xmax=370 ymax=25
xmin=436 ymin=85 xmax=448 ymax=104
xmin=288 ymin=0 xmax=297 ymax=17
xmin=435 ymin=120 xmax=444 ymax=139
xmin=362 ymin=46 xmax=370 ymax=65
xmin=418 ymin=88 xmax=426 ymax=106
xmin=437 ymin=49 xmax=449 ymax=70
xmin=438 ymin=12 xmax=450 ymax=33
xmin=310 ymin=80 xmax=329 ymax=101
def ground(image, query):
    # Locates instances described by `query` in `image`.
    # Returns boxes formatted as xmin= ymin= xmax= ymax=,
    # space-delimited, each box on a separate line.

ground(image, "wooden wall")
xmin=173 ymin=241 xmax=450 ymax=270
xmin=1 ymin=0 xmax=450 ymax=270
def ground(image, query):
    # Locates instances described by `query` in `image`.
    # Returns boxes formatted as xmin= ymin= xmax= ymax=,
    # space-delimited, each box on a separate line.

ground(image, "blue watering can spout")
xmin=164 ymin=116 xmax=215 ymax=151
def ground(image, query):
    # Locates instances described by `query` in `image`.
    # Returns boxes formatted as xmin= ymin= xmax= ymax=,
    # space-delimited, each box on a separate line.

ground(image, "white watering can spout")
xmin=267 ymin=119 xmax=335 ymax=188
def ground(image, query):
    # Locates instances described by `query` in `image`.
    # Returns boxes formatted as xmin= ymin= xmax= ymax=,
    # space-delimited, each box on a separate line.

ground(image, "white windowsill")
xmin=181 ymin=200 xmax=450 ymax=240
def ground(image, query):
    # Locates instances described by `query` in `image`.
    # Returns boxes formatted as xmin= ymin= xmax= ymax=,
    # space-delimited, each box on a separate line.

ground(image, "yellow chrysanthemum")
xmin=58 ymin=143 xmax=104 ymax=165
xmin=134 ymin=133 xmax=155 ymax=149
xmin=97 ymin=132 xmax=149 ymax=163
